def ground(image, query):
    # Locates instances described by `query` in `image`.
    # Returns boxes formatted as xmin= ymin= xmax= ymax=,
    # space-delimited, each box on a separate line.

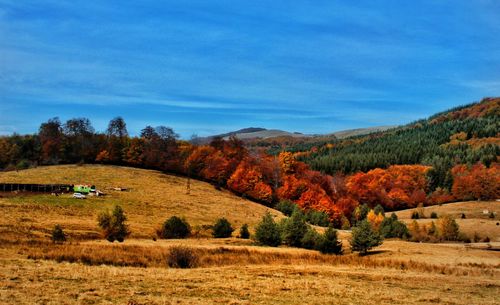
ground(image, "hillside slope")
xmin=328 ymin=125 xmax=397 ymax=139
xmin=393 ymin=201 xmax=500 ymax=242
xmin=0 ymin=165 xmax=282 ymax=240
xmin=297 ymin=97 xmax=499 ymax=177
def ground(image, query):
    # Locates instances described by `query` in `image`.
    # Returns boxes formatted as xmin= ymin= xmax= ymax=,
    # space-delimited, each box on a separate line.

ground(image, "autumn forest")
xmin=0 ymin=97 xmax=498 ymax=227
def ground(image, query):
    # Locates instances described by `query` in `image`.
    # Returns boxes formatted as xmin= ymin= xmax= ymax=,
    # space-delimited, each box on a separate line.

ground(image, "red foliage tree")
xmin=184 ymin=146 xmax=216 ymax=177
xmin=201 ymin=151 xmax=231 ymax=186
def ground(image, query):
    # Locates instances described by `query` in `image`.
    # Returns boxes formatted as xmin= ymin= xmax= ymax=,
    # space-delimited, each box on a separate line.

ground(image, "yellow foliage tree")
xmin=278 ymin=152 xmax=296 ymax=174
xmin=367 ymin=209 xmax=384 ymax=232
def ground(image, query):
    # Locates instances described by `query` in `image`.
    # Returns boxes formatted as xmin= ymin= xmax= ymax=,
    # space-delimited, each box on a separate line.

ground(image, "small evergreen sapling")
xmin=212 ymin=217 xmax=234 ymax=238
xmin=350 ymin=219 xmax=383 ymax=255
xmin=97 ymin=205 xmax=130 ymax=242
xmin=239 ymin=224 xmax=250 ymax=239
xmin=300 ymin=227 xmax=321 ymax=250
xmin=281 ymin=208 xmax=308 ymax=247
xmin=255 ymin=212 xmax=282 ymax=247
xmin=317 ymin=227 xmax=343 ymax=255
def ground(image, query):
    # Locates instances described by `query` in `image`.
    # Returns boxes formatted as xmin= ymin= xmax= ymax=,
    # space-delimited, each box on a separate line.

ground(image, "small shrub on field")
xmin=430 ymin=212 xmax=438 ymax=219
xmin=489 ymin=212 xmax=495 ymax=219
xmin=255 ymin=212 xmax=282 ymax=247
xmin=212 ymin=217 xmax=234 ymax=238
xmin=461 ymin=213 xmax=466 ymax=219
xmin=473 ymin=232 xmax=481 ymax=243
xmin=281 ymin=209 xmax=308 ymax=247
xmin=239 ymin=224 xmax=250 ymax=239
xmin=167 ymin=246 xmax=199 ymax=268
xmin=300 ymin=227 xmax=321 ymax=250
xmin=276 ymin=200 xmax=296 ymax=216
xmin=158 ymin=216 xmax=191 ymax=239
xmin=97 ymin=205 xmax=130 ymax=242
xmin=51 ymin=224 xmax=66 ymax=243
xmin=380 ymin=213 xmax=409 ymax=239
xmin=317 ymin=227 xmax=343 ymax=255
xmin=483 ymin=236 xmax=490 ymax=243
xmin=459 ymin=232 xmax=471 ymax=243
xmin=411 ymin=211 xmax=420 ymax=219
xmin=351 ymin=220 xmax=383 ymax=255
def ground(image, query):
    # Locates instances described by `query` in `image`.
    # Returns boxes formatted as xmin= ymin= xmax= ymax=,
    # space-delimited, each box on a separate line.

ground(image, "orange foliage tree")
xmin=227 ymin=160 xmax=273 ymax=204
xmin=347 ymin=165 xmax=430 ymax=210
xmin=366 ymin=209 xmax=384 ymax=231
xmin=451 ymin=162 xmax=500 ymax=201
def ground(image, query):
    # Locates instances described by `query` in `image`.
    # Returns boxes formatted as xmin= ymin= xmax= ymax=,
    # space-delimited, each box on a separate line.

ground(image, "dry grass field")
xmin=0 ymin=165 xmax=499 ymax=304
xmin=0 ymin=164 xmax=283 ymax=241
xmin=394 ymin=201 xmax=500 ymax=242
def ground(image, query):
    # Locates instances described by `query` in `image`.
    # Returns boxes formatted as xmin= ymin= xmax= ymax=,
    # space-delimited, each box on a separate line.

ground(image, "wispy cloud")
xmin=0 ymin=1 xmax=498 ymax=137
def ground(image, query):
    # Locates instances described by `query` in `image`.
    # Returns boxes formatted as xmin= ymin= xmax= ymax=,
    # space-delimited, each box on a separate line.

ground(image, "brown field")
xmin=0 ymin=165 xmax=499 ymax=304
xmin=394 ymin=201 xmax=500 ymax=242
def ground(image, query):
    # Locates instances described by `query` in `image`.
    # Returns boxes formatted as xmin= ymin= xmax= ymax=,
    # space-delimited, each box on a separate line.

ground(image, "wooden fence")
xmin=0 ymin=183 xmax=73 ymax=193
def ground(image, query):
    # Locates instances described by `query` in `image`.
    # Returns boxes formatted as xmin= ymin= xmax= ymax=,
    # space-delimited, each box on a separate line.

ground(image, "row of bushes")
xmin=50 ymin=206 xmax=246 ymax=243
xmin=156 ymin=216 xmax=245 ymax=239
xmin=50 ymin=205 xmax=379 ymax=255
xmin=51 ymin=205 xmax=479 ymax=253
xmin=254 ymin=210 xmax=382 ymax=255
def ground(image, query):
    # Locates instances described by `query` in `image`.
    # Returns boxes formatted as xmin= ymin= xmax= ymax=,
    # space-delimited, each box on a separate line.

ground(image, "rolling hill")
xmin=0 ymin=164 xmax=282 ymax=241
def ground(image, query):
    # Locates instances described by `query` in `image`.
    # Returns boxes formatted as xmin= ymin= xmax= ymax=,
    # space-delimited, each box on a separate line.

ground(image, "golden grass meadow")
xmin=1 ymin=165 xmax=499 ymax=304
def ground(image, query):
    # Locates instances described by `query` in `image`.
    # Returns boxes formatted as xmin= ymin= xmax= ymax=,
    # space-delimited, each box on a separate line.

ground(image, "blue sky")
xmin=1 ymin=1 xmax=499 ymax=138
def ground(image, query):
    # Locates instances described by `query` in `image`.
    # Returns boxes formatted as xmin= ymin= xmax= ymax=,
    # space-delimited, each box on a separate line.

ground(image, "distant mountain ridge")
xmin=193 ymin=125 xmax=395 ymax=144
xmin=193 ymin=127 xmax=309 ymax=144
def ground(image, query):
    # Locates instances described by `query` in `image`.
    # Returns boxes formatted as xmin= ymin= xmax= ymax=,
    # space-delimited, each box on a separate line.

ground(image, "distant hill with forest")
xmin=284 ymin=97 xmax=499 ymax=192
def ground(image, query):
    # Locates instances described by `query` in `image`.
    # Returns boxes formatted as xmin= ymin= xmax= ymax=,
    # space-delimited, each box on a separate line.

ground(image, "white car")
xmin=72 ymin=193 xmax=86 ymax=199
